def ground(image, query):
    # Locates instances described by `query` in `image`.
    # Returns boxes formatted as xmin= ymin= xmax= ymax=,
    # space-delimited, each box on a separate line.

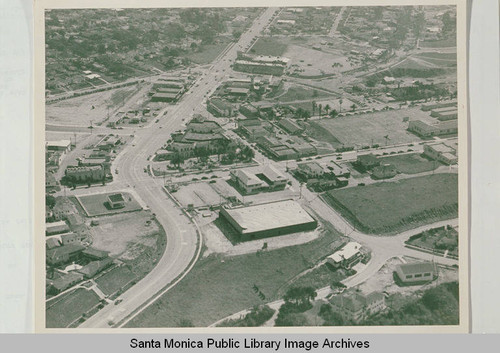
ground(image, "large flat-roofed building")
xmin=408 ymin=120 xmax=458 ymax=138
xmin=424 ymin=141 xmax=458 ymax=165
xmin=46 ymin=140 xmax=72 ymax=154
xmin=421 ymin=99 xmax=457 ymax=111
xmin=219 ymin=200 xmax=317 ymax=239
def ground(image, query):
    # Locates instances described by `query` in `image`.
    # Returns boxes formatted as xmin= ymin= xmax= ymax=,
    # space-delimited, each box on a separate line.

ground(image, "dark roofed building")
xmin=46 ymin=244 xmax=85 ymax=266
xmin=279 ymin=118 xmax=304 ymax=135
xmin=77 ymin=258 xmax=114 ymax=279
xmin=207 ymin=98 xmax=234 ymax=117
xmin=330 ymin=290 xmax=386 ymax=322
xmin=82 ymin=247 xmax=110 ymax=260
xmin=47 ymin=272 xmax=84 ymax=294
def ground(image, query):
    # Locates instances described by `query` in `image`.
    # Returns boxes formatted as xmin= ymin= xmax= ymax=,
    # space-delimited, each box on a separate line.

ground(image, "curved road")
xmin=77 ymin=7 xmax=280 ymax=328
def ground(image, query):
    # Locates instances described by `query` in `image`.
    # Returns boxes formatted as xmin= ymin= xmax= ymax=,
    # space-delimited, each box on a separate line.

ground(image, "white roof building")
xmin=328 ymin=242 xmax=362 ymax=264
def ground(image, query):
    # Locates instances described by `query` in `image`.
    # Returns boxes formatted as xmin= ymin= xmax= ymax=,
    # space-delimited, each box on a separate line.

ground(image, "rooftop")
xmin=222 ymin=200 xmax=315 ymax=234
xmin=108 ymin=193 xmax=125 ymax=202
xmin=397 ymin=261 xmax=436 ymax=275
xmin=328 ymin=242 xmax=362 ymax=263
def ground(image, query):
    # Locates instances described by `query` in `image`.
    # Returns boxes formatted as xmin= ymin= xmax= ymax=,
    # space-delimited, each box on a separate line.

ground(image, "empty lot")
xmin=323 ymin=173 xmax=458 ymax=234
xmin=309 ymin=108 xmax=435 ymax=148
xmin=46 ymin=85 xmax=140 ymax=126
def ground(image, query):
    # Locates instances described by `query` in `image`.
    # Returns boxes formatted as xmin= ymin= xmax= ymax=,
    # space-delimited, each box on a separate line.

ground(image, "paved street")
xmin=74 ymin=7 xmax=281 ymax=328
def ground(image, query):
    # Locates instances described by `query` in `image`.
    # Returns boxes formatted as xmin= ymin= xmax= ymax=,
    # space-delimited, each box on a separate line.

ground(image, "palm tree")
xmin=311 ymin=101 xmax=317 ymax=115
xmin=350 ymin=103 xmax=356 ymax=112
xmin=324 ymin=104 xmax=330 ymax=116
xmin=318 ymin=103 xmax=323 ymax=116
xmin=339 ymin=98 xmax=343 ymax=113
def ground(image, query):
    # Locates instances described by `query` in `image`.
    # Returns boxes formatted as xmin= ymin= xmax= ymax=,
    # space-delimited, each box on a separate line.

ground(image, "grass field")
xmin=46 ymin=288 xmax=101 ymax=328
xmin=125 ymin=222 xmax=346 ymax=327
xmin=378 ymin=153 xmax=440 ymax=174
xmin=323 ymin=173 xmax=458 ymax=234
xmin=310 ymin=108 xmax=432 ymax=148
xmin=76 ymin=192 xmax=142 ymax=217
xmin=94 ymin=266 xmax=137 ymax=297
xmin=185 ymin=38 xmax=232 ymax=64
xmin=249 ymin=37 xmax=288 ymax=56
xmin=419 ymin=37 xmax=456 ymax=48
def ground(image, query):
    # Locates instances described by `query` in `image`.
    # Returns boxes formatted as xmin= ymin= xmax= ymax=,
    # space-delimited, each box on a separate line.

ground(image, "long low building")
xmin=219 ymin=200 xmax=317 ymax=239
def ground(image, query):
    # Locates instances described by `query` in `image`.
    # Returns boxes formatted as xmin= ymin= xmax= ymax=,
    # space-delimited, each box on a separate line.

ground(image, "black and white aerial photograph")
xmin=38 ymin=2 xmax=467 ymax=331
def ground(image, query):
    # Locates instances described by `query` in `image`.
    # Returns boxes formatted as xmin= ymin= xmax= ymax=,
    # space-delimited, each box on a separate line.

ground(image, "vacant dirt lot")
xmin=46 ymin=85 xmax=141 ymax=126
xmin=89 ymin=211 xmax=159 ymax=258
xmin=310 ymin=108 xmax=434 ymax=148
xmin=173 ymin=182 xmax=223 ymax=208
xmin=324 ymin=173 xmax=458 ymax=234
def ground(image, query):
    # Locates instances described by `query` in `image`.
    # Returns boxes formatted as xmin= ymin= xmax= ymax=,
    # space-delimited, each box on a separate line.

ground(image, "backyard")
xmin=46 ymin=288 xmax=101 ymax=328
xmin=323 ymin=173 xmax=458 ymax=234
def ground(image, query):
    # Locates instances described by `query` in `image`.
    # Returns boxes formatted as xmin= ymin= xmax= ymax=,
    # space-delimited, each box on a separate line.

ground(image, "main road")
xmin=76 ymin=7 xmax=280 ymax=329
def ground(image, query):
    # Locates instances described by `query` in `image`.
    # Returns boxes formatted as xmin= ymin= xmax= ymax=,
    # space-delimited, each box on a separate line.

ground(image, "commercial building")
xmin=279 ymin=118 xmax=305 ymax=135
xmin=430 ymin=107 xmax=458 ymax=121
xmin=395 ymin=261 xmax=437 ymax=284
xmin=46 ymin=140 xmax=72 ymax=154
xmin=421 ymin=99 xmax=457 ymax=111
xmin=423 ymin=141 xmax=458 ymax=165
xmin=151 ymin=92 xmax=181 ymax=102
xmin=230 ymin=165 xmax=288 ymax=195
xmin=408 ymin=120 xmax=458 ymax=138
xmin=107 ymin=193 xmax=125 ymax=209
xmin=257 ymin=135 xmax=317 ymax=161
xmin=233 ymin=53 xmax=290 ymax=76
xmin=207 ymin=98 xmax=234 ymax=117
xmin=330 ymin=290 xmax=386 ymax=322
xmin=239 ymin=104 xmax=260 ymax=119
xmin=327 ymin=242 xmax=363 ymax=269
xmin=219 ymin=200 xmax=317 ymax=239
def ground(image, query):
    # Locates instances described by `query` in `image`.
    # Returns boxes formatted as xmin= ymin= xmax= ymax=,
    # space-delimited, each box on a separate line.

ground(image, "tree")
xmin=170 ymin=152 xmax=185 ymax=168
xmin=46 ymin=195 xmax=56 ymax=209
xmin=283 ymin=286 xmax=317 ymax=308
xmin=318 ymin=103 xmax=323 ymax=116
xmin=311 ymin=101 xmax=317 ymax=116
xmin=324 ymin=104 xmax=331 ymax=116
xmin=339 ymin=98 xmax=343 ymax=112
xmin=350 ymin=104 xmax=356 ymax=112
xmin=329 ymin=109 xmax=339 ymax=118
